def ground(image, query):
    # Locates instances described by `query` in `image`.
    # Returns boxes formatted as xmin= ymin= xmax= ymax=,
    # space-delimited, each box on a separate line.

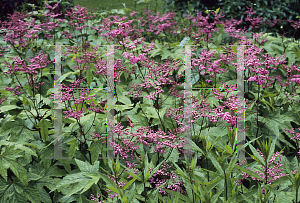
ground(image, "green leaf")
xmin=56 ymin=69 xmax=80 ymax=83
xmin=50 ymin=172 xmax=100 ymax=197
xmin=87 ymin=141 xmax=102 ymax=165
xmin=266 ymin=136 xmax=278 ymax=164
xmin=161 ymin=49 xmax=172 ymax=60
xmin=149 ymin=49 xmax=161 ymax=58
xmin=126 ymin=182 xmax=136 ymax=203
xmin=0 ymin=105 xmax=21 ymax=113
xmin=50 ymin=160 xmax=101 ymax=197
xmin=128 ymin=114 xmax=148 ymax=127
xmin=248 ymin=142 xmax=266 ymax=166
xmin=171 ymin=49 xmax=185 ymax=61
xmin=0 ymin=178 xmax=42 ymax=202
xmin=144 ymin=106 xmax=159 ymax=119
xmin=86 ymin=63 xmax=95 ymax=87
xmin=66 ymin=138 xmax=78 ymax=159
xmin=25 ymin=48 xmax=35 ymax=63
xmin=225 ymin=144 xmax=233 ymax=155
xmin=143 ymin=152 xmax=149 ymax=183
xmin=263 ymin=110 xmax=295 ymax=148
xmin=148 ymin=180 xmax=169 ymax=202
xmin=208 ymin=152 xmax=224 ymax=178
xmin=118 ymin=94 xmax=132 ymax=105
xmin=286 ymin=51 xmax=295 ymax=65
xmin=164 ymin=189 xmax=191 ymax=202
xmin=119 ymin=163 xmax=143 ymax=182
xmin=190 ymin=139 xmax=205 ymax=155
xmin=225 ymin=156 xmax=237 ymax=177
xmin=0 ymin=144 xmax=28 ymax=186
xmin=13 ymin=143 xmax=38 ymax=158
xmin=78 ymin=113 xmax=94 ymax=126
xmin=122 ymin=178 xmax=137 ymax=192
xmin=36 ymin=118 xmax=51 ymax=141
xmin=74 ymin=158 xmax=99 ymax=173
xmin=170 ymin=160 xmax=189 ymax=180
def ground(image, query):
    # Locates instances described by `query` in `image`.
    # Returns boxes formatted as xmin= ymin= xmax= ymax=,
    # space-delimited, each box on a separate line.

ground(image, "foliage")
xmin=0 ymin=3 xmax=300 ymax=203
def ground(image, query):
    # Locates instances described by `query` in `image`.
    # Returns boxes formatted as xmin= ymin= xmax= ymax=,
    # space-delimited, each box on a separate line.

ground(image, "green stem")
xmin=206 ymin=157 xmax=209 ymax=182
xmin=224 ymin=169 xmax=227 ymax=201
xmin=296 ymin=187 xmax=298 ymax=203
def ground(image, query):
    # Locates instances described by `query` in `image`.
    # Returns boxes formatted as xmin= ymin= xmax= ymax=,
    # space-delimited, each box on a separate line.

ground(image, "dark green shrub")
xmin=0 ymin=0 xmax=27 ymax=23
xmin=0 ymin=0 xmax=74 ymax=24
xmin=163 ymin=0 xmax=300 ymax=41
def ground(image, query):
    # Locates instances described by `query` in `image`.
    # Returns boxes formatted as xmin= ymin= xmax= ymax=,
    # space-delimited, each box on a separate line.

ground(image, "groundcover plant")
xmin=0 ymin=1 xmax=300 ymax=203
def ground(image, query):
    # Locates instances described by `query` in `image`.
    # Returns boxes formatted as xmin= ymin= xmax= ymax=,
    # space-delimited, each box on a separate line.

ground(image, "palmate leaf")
xmin=27 ymin=162 xmax=67 ymax=203
xmin=236 ymin=186 xmax=257 ymax=202
xmin=36 ymin=118 xmax=51 ymax=142
xmin=87 ymin=141 xmax=102 ymax=165
xmin=161 ymin=49 xmax=173 ymax=60
xmin=0 ymin=177 xmax=42 ymax=202
xmin=262 ymin=110 xmax=296 ymax=149
xmin=0 ymin=144 xmax=28 ymax=186
xmin=50 ymin=159 xmax=101 ymax=197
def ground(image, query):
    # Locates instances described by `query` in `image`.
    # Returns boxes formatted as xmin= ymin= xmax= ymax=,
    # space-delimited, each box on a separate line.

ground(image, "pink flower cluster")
xmin=90 ymin=193 xmax=105 ymax=203
xmin=109 ymin=121 xmax=187 ymax=160
xmin=0 ymin=97 xmax=8 ymax=113
xmin=235 ymin=149 xmax=296 ymax=187
xmin=4 ymin=85 xmax=22 ymax=96
xmin=148 ymin=161 xmax=187 ymax=196
xmin=285 ymin=128 xmax=300 ymax=158
xmin=105 ymin=174 xmax=126 ymax=199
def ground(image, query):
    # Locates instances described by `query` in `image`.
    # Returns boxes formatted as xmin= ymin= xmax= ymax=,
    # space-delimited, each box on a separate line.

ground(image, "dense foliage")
xmin=0 ymin=1 xmax=300 ymax=202
xmin=163 ymin=0 xmax=300 ymax=41
xmin=0 ymin=0 xmax=74 ymax=23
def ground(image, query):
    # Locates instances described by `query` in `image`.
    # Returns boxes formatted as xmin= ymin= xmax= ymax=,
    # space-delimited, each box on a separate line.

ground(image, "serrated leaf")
xmin=36 ymin=118 xmax=51 ymax=141
xmin=266 ymin=136 xmax=278 ymax=164
xmin=149 ymin=48 xmax=161 ymax=58
xmin=119 ymin=163 xmax=143 ymax=182
xmin=126 ymin=182 xmax=136 ymax=203
xmin=118 ymin=94 xmax=132 ymax=105
xmin=86 ymin=64 xmax=95 ymax=87
xmin=171 ymin=49 xmax=185 ymax=61
xmin=74 ymin=158 xmax=99 ymax=173
xmin=248 ymin=142 xmax=266 ymax=166
xmin=161 ymin=49 xmax=172 ymax=60
xmin=87 ymin=141 xmax=102 ymax=165
xmin=67 ymin=138 xmax=78 ymax=158
xmin=50 ymin=172 xmax=99 ymax=197
xmin=208 ymin=152 xmax=224 ymax=177
xmin=144 ymin=106 xmax=159 ymax=119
